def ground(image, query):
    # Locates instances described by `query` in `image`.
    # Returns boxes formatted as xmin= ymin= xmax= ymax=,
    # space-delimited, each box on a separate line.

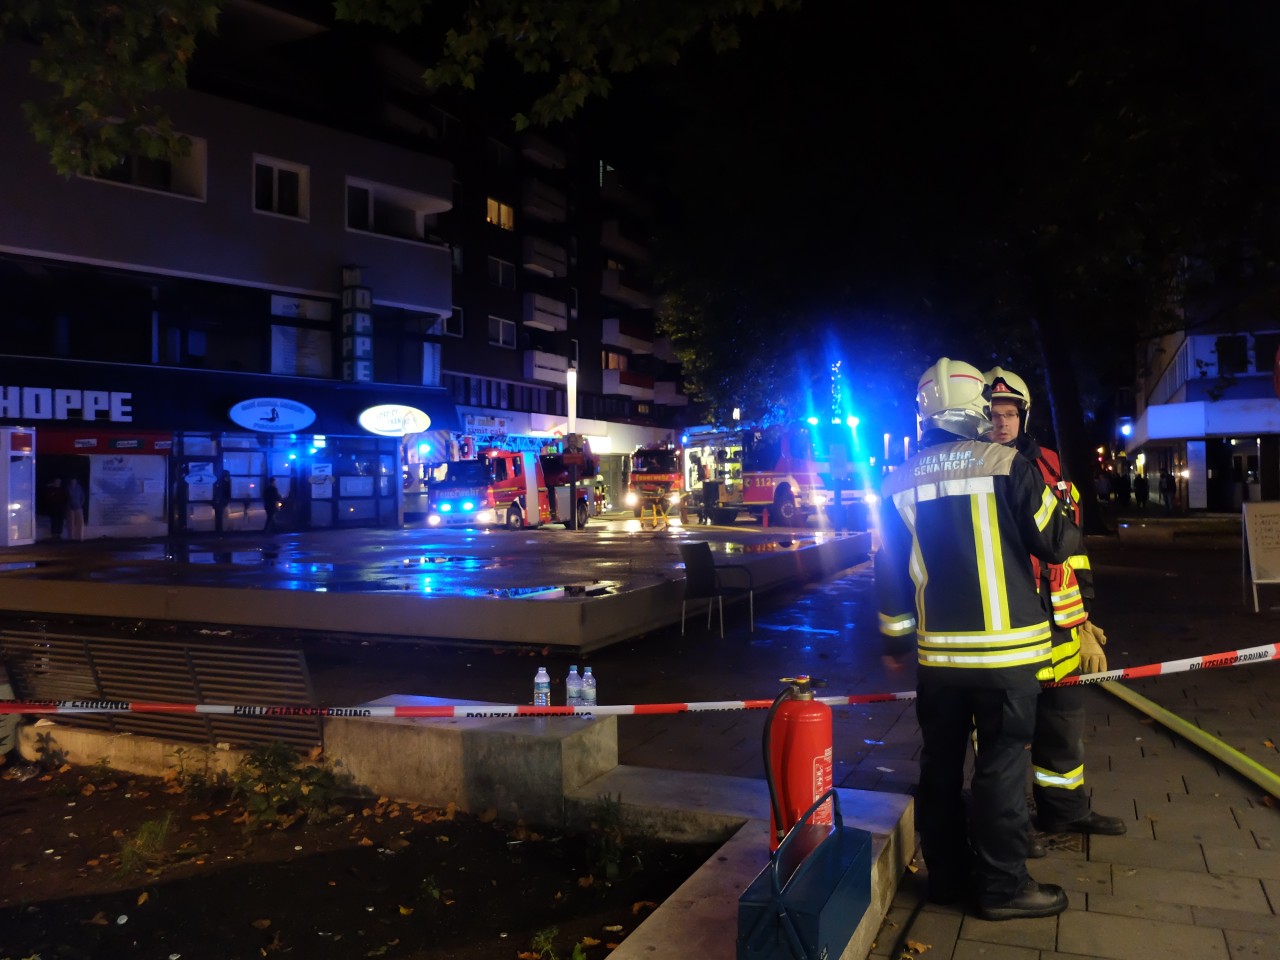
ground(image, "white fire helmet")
xmin=983 ymin=366 xmax=1032 ymax=430
xmin=916 ymin=358 xmax=992 ymax=440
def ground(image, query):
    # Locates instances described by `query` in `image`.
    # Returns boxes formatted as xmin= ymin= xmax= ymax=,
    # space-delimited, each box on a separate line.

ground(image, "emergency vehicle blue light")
xmin=440 ymin=503 xmax=453 ymax=512
xmin=846 ymin=416 xmax=860 ymax=428
xmin=462 ymin=500 xmax=475 ymax=511
xmin=418 ymin=441 xmax=432 ymax=455
xmin=806 ymin=416 xmax=819 ymax=426
xmin=681 ymin=434 xmax=688 ymax=444
xmin=1120 ymin=423 xmax=1133 ymax=437
xmin=288 ymin=453 xmax=297 ymax=460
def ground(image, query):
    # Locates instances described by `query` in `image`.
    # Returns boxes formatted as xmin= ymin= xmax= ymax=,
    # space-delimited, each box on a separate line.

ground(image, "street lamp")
xmin=566 ymin=363 xmax=577 ymax=435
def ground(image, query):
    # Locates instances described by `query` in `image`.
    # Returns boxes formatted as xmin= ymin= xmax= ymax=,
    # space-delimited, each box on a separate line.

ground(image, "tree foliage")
xmin=4 ymin=0 xmax=798 ymax=175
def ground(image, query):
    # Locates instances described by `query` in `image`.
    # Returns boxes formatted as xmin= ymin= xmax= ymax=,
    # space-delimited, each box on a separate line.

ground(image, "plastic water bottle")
xmin=581 ymin=665 xmax=597 ymax=708
xmin=533 ymin=666 xmax=551 ymax=707
xmin=566 ymin=665 xmax=583 ymax=707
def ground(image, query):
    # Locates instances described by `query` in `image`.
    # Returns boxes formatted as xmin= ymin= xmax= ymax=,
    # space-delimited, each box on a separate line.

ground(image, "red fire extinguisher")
xmin=763 ymin=676 xmax=833 ymax=850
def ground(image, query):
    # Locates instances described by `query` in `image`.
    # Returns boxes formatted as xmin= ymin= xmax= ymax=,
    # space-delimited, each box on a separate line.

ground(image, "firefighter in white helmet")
xmin=984 ymin=366 xmax=1126 ymax=840
xmin=876 ymin=358 xmax=1082 ymax=920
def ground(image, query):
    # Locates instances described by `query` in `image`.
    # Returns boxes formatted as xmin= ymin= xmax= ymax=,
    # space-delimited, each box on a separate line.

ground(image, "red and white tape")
xmin=1 ymin=642 xmax=1276 ymax=718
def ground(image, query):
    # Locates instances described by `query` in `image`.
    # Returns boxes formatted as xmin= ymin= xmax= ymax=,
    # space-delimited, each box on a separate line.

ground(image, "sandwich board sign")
xmin=1242 ymin=501 xmax=1280 ymax=612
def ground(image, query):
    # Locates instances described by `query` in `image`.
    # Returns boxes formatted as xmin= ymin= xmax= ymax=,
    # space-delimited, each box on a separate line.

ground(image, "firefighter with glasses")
xmin=876 ymin=358 xmax=1082 ymax=920
xmin=983 ymin=367 xmax=1127 ymax=841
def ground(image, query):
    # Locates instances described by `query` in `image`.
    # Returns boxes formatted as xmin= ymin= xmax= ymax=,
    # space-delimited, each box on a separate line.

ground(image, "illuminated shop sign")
xmin=229 ymin=398 xmax=317 ymax=433
xmin=0 ymin=386 xmax=133 ymax=422
xmin=358 ymin=405 xmax=431 ymax=437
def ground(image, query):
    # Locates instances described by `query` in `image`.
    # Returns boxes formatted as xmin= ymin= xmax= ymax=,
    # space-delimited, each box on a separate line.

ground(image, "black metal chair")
xmin=678 ymin=541 xmax=754 ymax=637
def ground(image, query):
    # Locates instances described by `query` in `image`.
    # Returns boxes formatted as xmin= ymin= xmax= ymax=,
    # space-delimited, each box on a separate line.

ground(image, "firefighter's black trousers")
xmin=1032 ymin=682 xmax=1089 ymax=825
xmin=915 ymin=681 xmax=1037 ymax=906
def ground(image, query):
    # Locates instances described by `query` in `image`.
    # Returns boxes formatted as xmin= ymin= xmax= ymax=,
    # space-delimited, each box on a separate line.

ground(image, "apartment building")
xmin=0 ymin=11 xmax=686 ymax=539
xmin=1125 ymin=323 xmax=1280 ymax=511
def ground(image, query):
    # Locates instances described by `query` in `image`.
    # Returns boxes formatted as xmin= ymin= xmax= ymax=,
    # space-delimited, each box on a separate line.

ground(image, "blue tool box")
xmin=737 ymin=790 xmax=872 ymax=960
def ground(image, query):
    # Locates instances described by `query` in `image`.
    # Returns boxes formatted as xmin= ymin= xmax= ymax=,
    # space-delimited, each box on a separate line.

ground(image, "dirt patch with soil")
xmin=0 ymin=756 xmax=718 ymax=960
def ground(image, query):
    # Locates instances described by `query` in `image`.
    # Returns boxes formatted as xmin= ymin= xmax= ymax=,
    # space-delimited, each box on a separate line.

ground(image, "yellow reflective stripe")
xmin=1033 ymin=764 xmax=1085 ymax=789
xmin=1033 ymin=485 xmax=1056 ymax=531
xmin=971 ymin=491 xmax=1009 ymax=631
xmin=1051 ymin=651 xmax=1081 ymax=679
xmin=1067 ymin=554 xmax=1091 ymax=571
xmin=917 ymin=641 xmax=1052 ymax=668
xmin=1053 ymin=585 xmax=1082 ymax=604
xmin=1050 ymin=635 xmax=1081 ymax=663
xmin=919 ymin=622 xmax=1052 ymax=647
xmin=879 ymin=612 xmax=917 ymax=636
xmin=896 ymin=497 xmax=929 ymax=633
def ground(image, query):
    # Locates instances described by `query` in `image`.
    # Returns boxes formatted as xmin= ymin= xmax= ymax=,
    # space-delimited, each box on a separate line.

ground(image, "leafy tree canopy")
xmin=2 ymin=0 xmax=798 ymax=176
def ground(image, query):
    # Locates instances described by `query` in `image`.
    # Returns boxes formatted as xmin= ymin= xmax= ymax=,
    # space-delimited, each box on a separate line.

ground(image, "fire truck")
xmin=426 ymin=440 xmax=596 ymax=530
xmin=623 ymin=443 xmax=685 ymax=517
xmin=685 ymin=421 xmax=869 ymax=527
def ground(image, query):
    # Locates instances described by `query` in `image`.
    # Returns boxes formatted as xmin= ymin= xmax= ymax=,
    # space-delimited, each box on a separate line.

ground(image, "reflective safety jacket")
xmin=875 ymin=432 xmax=1083 ymax=689
xmin=1016 ymin=436 xmax=1095 ymax=680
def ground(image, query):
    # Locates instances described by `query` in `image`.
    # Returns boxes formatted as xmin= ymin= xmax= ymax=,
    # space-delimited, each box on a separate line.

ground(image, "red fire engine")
xmin=427 ymin=441 xmax=595 ymax=530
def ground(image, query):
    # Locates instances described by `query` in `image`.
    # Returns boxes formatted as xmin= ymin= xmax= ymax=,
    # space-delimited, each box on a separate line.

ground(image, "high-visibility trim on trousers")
xmin=1033 ymin=763 xmax=1085 ymax=790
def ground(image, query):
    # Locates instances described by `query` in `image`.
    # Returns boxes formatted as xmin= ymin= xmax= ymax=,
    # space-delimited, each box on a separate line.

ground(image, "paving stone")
xmin=1083 ymin=893 xmax=1194 ymax=924
xmin=1037 ymin=953 xmax=1113 ymax=960
xmin=951 ymin=940 xmax=1039 ymax=960
xmin=1111 ymin=864 xmax=1271 ymax=913
xmin=1262 ymin=878 xmax=1280 ymax=911
xmin=1192 ymin=905 xmax=1280 ymax=935
xmin=1203 ymin=843 xmax=1280 ymax=880
xmin=1231 ymin=805 xmax=1279 ymax=849
xmin=878 ymin=906 xmax=963 ymax=957
xmin=1224 ymin=929 xmax=1280 ymax=960
xmin=959 ymin=914 xmax=1058 ymax=950
xmin=1057 ymin=910 xmax=1229 ymax=959
xmin=1147 ymin=810 xmax=1259 ymax=849
xmin=1088 ymin=834 xmax=1206 ymax=871
xmin=1025 ymin=858 xmax=1111 ymax=897
xmin=869 ymin=905 xmax=919 ymax=957
xmin=1165 ymin=791 xmax=1260 ymax=809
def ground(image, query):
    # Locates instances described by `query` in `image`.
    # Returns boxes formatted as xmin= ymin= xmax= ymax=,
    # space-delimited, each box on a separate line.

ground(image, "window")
xmin=346 ymin=177 xmax=439 ymax=242
xmin=89 ymin=137 xmax=207 ymax=200
xmin=445 ymin=306 xmax=464 ymax=337
xmin=489 ymin=316 xmax=516 ymax=348
xmin=602 ymin=350 xmax=628 ymax=371
xmin=486 ymin=197 xmax=515 ymax=230
xmin=487 ymin=138 xmax=513 ymax=168
xmin=422 ymin=342 xmax=441 ymax=386
xmin=570 ymin=338 xmax=580 ymax=366
xmin=253 ymin=156 xmax=309 ymax=219
xmin=1253 ymin=333 xmax=1280 ymax=373
xmin=487 ymin=256 xmax=516 ymax=289
xmin=452 ymin=245 xmax=464 ymax=273
xmin=569 ymin=286 xmax=579 ymax=318
xmin=1215 ymin=335 xmax=1248 ymax=376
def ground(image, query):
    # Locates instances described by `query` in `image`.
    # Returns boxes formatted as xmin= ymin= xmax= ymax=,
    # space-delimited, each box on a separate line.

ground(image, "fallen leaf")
xmin=518 ymin=953 xmax=540 ymax=960
xmin=603 ymin=924 xmax=624 ymax=933
xmin=444 ymin=801 xmax=457 ymax=820
xmin=81 ymin=911 xmax=110 ymax=926
xmin=59 ymin=763 xmax=72 ymax=773
xmin=580 ymin=937 xmax=600 ymax=947
xmin=577 ymin=875 xmax=595 ymax=888
xmin=606 ymin=943 xmax=620 ymax=950
xmin=252 ymin=918 xmax=272 ymax=929
xmin=631 ymin=900 xmax=658 ymax=915
xmin=358 ymin=837 xmax=374 ymax=847
xmin=191 ymin=812 xmax=211 ymax=821
xmin=136 ymin=892 xmax=149 ymax=906
xmin=386 ymin=837 xmax=411 ymax=850
xmin=80 ymin=783 xmax=96 ymax=796
xmin=398 ymin=905 xmax=414 ymax=916
xmin=905 ymin=940 xmax=932 ymax=954
xmin=1261 ymin=795 xmax=1276 ymax=808
xmin=1265 ymin=740 xmax=1275 ymax=749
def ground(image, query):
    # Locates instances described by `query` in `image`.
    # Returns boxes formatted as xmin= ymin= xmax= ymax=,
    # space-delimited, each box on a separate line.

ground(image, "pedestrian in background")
xmin=44 ymin=478 xmax=67 ymax=540
xmin=65 ymin=478 xmax=85 ymax=541
xmin=263 ymin=478 xmax=281 ymax=534
xmin=1134 ymin=473 xmax=1149 ymax=510
xmin=876 ymin=358 xmax=1082 ymax=921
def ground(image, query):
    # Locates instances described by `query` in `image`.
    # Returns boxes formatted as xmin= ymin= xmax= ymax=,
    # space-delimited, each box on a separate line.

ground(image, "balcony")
xmin=603 ymin=368 xmax=655 ymax=400
xmin=523 ymin=293 xmax=568 ymax=332
xmin=521 ymin=132 xmax=566 ymax=170
xmin=602 ymin=316 xmax=654 ymax=354
xmin=601 ymin=219 xmax=650 ymax=263
xmin=654 ymin=381 xmax=689 ymax=406
xmin=524 ymin=349 xmax=569 ymax=385
xmin=522 ymin=235 xmax=568 ymax=278
xmin=601 ymin=268 xmax=655 ymax=310
xmin=523 ymin=178 xmax=567 ymax=223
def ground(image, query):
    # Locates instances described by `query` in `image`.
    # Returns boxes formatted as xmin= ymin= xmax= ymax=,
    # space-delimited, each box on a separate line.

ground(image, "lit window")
xmin=253 ymin=156 xmax=309 ymax=219
xmin=488 ymin=316 xmax=516 ymax=349
xmin=486 ymin=197 xmax=515 ymax=230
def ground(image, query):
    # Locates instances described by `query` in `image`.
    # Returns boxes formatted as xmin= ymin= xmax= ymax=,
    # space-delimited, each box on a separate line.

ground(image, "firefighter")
xmin=983 ymin=367 xmax=1127 ymax=839
xmin=876 ymin=358 xmax=1082 ymax=920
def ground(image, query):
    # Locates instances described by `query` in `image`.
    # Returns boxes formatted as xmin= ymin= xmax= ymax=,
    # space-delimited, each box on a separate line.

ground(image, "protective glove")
xmin=1077 ymin=619 xmax=1108 ymax=674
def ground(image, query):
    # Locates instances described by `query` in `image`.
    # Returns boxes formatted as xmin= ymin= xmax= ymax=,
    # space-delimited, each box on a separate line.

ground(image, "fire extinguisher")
xmin=763 ymin=675 xmax=833 ymax=850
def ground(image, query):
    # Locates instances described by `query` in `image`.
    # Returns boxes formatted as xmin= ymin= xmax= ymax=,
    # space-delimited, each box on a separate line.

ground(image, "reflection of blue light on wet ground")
xmin=0 ymin=562 xmax=37 ymax=572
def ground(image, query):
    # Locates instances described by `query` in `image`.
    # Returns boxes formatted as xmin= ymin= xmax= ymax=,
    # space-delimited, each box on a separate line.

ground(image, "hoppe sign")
xmin=228 ymin=398 xmax=317 ymax=433
xmin=0 ymin=386 xmax=134 ymax=422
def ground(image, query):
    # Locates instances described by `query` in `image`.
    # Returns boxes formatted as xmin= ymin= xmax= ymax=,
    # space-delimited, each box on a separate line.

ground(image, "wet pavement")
xmin=2 ymin=510 xmax=1279 ymax=958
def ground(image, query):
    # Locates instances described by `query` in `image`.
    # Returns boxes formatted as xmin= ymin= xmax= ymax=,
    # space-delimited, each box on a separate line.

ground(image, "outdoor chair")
xmin=678 ymin=541 xmax=755 ymax=638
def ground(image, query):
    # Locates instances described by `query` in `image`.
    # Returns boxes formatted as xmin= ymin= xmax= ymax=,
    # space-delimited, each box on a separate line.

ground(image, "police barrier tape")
xmin=0 ymin=642 xmax=1276 ymax=719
